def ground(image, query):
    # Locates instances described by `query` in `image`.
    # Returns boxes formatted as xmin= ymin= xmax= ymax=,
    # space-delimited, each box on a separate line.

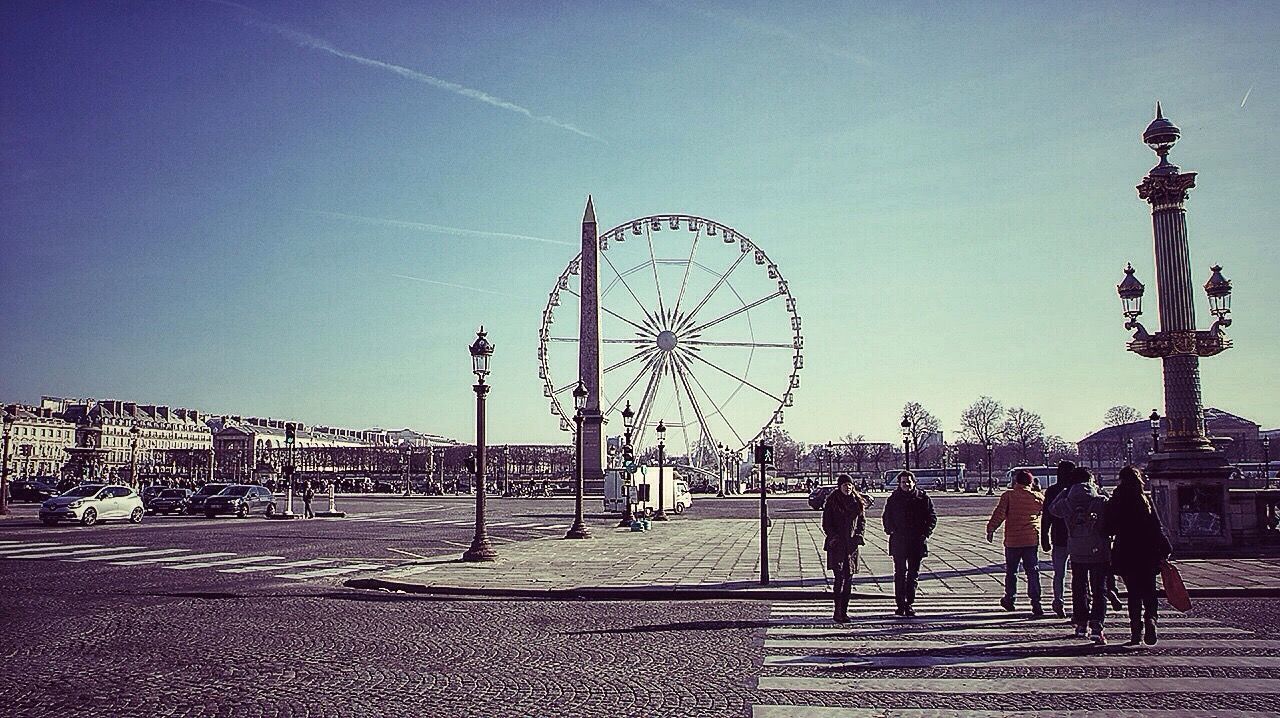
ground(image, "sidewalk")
xmin=347 ymin=513 xmax=1280 ymax=600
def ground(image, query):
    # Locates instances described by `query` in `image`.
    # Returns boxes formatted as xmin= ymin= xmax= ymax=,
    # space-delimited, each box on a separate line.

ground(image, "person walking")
xmin=1049 ymin=467 xmax=1112 ymax=644
xmin=302 ymin=481 xmax=316 ymax=519
xmin=822 ymin=474 xmax=867 ymax=623
xmin=1105 ymin=466 xmax=1172 ymax=646
xmin=882 ymin=470 xmax=937 ymax=617
xmin=987 ymin=468 xmax=1045 ymax=616
xmin=1041 ymin=460 xmax=1077 ymax=618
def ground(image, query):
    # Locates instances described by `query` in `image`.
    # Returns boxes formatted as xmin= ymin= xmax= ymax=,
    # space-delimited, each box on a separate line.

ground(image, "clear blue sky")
xmin=2 ymin=1 xmax=1277 ymax=448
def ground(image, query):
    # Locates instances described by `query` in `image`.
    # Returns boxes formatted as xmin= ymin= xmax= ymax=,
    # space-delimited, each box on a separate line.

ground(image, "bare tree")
xmin=960 ymin=396 xmax=1005 ymax=447
xmin=901 ymin=401 xmax=942 ymax=466
xmin=1002 ymin=406 xmax=1046 ymax=465
xmin=840 ymin=433 xmax=872 ymax=475
xmin=1043 ymin=435 xmax=1078 ymax=464
xmin=1104 ymin=405 xmax=1142 ymax=427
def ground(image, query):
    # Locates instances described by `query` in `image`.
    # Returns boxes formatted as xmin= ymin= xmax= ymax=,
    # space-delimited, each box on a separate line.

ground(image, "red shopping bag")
xmin=1160 ymin=561 xmax=1192 ymax=612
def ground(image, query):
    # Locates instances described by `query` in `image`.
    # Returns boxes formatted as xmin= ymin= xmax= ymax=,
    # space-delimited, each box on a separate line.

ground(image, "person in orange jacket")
xmin=987 ymin=468 xmax=1046 ymax=616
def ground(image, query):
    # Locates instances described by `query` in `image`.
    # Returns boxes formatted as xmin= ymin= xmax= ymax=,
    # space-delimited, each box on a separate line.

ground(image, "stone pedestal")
xmin=1147 ymin=451 xmax=1236 ymax=552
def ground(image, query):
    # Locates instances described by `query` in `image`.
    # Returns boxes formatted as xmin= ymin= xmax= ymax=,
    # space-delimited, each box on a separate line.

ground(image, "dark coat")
xmin=1104 ymin=496 xmax=1171 ymax=577
xmin=822 ymin=489 xmax=866 ymax=570
xmin=1041 ymin=480 xmax=1071 ymax=549
xmin=882 ymin=488 xmax=937 ymax=559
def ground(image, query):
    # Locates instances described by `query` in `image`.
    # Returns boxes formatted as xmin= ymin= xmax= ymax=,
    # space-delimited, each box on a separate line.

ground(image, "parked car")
xmin=203 ymin=485 xmax=276 ymax=518
xmin=140 ymin=484 xmax=171 ymax=508
xmin=187 ymin=483 xmax=231 ymax=514
xmin=147 ymin=488 xmax=194 ymax=515
xmin=39 ymin=484 xmax=145 ymax=526
xmin=10 ymin=480 xmax=59 ymax=503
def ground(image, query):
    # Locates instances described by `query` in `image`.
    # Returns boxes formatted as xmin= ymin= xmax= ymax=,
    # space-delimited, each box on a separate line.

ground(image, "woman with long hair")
xmin=1104 ymin=465 xmax=1172 ymax=646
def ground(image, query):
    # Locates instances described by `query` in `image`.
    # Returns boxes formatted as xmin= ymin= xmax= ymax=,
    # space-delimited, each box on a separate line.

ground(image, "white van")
xmin=603 ymin=466 xmax=692 ymax=516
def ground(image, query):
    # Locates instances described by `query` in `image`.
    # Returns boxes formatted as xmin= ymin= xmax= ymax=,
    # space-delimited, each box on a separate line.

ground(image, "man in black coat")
xmin=1041 ymin=460 xmax=1076 ymax=618
xmin=882 ymin=471 xmax=937 ymax=616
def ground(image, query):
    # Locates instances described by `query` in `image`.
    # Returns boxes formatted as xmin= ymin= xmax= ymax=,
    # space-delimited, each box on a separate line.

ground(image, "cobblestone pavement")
xmin=749 ymin=596 xmax=1280 ymax=717
xmin=0 ymin=557 xmax=767 ymax=717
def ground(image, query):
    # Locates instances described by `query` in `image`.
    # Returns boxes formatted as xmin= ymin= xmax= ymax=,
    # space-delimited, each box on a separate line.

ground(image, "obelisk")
xmin=578 ymin=196 xmax=605 ymax=492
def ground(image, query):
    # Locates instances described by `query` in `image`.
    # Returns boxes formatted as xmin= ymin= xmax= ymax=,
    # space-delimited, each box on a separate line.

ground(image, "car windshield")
xmin=160 ymin=489 xmax=187 ymax=498
xmin=219 ymin=486 xmax=252 ymax=497
xmin=62 ymin=485 xmax=105 ymax=497
xmin=195 ymin=485 xmax=229 ymax=496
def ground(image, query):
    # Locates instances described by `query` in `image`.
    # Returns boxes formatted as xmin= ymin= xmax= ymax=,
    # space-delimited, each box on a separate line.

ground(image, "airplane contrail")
xmin=1241 ymin=85 xmax=1253 ymax=108
xmin=390 ymin=273 xmax=519 ymax=298
xmin=306 ymin=209 xmax=572 ymax=247
xmin=198 ymin=1 xmax=602 ymax=142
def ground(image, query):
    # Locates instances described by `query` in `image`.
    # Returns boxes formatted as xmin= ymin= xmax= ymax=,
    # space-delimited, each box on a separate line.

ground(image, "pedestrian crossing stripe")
xmin=163 ymin=555 xmax=285 ymax=570
xmin=764 ymin=638 xmax=1280 ymax=650
xmin=68 ymin=548 xmax=192 ymax=562
xmin=0 ymin=543 xmax=108 ymax=556
xmin=766 ymin=625 xmax=1250 ymax=637
xmin=755 ymin=677 xmax=1280 ymax=693
xmin=219 ymin=558 xmax=337 ymax=573
xmin=752 ymin=709 xmax=1275 ymax=718
xmin=275 ymin=562 xmax=384 ymax=579
xmin=113 ymin=552 xmax=237 ymax=566
xmin=762 ymin=654 xmax=1280 ymax=669
xmin=765 ymin=615 xmax=1216 ymax=626
xmin=4 ymin=545 xmax=147 ymax=559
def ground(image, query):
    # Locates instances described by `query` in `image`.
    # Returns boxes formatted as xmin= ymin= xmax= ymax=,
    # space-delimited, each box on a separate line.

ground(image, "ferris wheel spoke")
xmin=632 ymin=354 xmax=669 ymax=448
xmin=563 ymin=287 xmax=651 ymax=336
xmin=601 ymin=250 xmax=659 ymax=327
xmin=685 ymin=290 xmax=785 ymax=337
xmin=671 ymin=353 xmax=721 ymax=449
xmin=645 ymin=226 xmax=668 ymax=323
xmin=669 ymin=363 xmax=694 ymax=452
xmin=679 ymin=250 xmax=749 ymax=329
xmin=670 ymin=228 xmax=701 ymax=319
xmin=604 ymin=346 xmax=657 ymax=375
xmin=604 ymin=352 xmax=659 ymax=416
xmin=682 ymin=339 xmax=795 ymax=349
xmin=679 ymin=346 xmax=784 ymax=404
xmin=547 ymin=337 xmax=649 ymax=344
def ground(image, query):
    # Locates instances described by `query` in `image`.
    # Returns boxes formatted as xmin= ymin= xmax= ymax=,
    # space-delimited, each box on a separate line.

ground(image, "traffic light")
xmin=754 ymin=444 xmax=774 ymax=466
xmin=464 ymin=455 xmax=477 ymax=474
xmin=622 ymin=444 xmax=634 ymax=464
xmin=285 ymin=424 xmax=296 ymax=445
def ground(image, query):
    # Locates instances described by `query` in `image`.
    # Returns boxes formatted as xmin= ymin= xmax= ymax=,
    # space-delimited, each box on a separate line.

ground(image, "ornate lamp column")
xmin=463 ymin=327 xmax=498 ymax=562
xmin=565 ymin=380 xmax=592 ymax=539
xmin=0 ymin=410 xmax=13 ymax=515
xmin=617 ymin=401 xmax=637 ymax=527
xmin=129 ymin=422 xmax=140 ymax=491
xmin=654 ymin=420 xmax=669 ymax=521
xmin=900 ymin=416 xmax=912 ymax=471
xmin=1119 ymin=104 xmax=1236 ymax=550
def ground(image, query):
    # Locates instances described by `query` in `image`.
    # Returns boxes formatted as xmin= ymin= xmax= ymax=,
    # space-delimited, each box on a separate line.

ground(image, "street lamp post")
xmin=654 ymin=420 xmax=669 ymax=521
xmin=0 ymin=410 xmax=13 ymax=515
xmin=129 ymin=422 xmax=140 ymax=491
xmin=401 ymin=444 xmax=412 ymax=496
xmin=1150 ymin=410 xmax=1162 ymax=455
xmin=618 ymin=402 xmax=637 ymax=526
xmin=566 ymin=380 xmax=591 ymax=539
xmin=283 ymin=423 xmax=297 ymax=517
xmin=716 ymin=442 xmax=726 ymax=498
xmin=1263 ymin=435 xmax=1272 ymax=490
xmin=901 ymin=416 xmax=912 ymax=471
xmin=1126 ymin=437 xmax=1135 ymax=466
xmin=463 ymin=327 xmax=498 ymax=562
xmin=985 ymin=442 xmax=994 ymax=496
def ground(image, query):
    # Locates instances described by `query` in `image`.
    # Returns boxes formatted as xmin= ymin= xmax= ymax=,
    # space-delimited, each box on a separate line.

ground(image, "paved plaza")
xmin=3 ymin=494 xmax=1279 ymax=716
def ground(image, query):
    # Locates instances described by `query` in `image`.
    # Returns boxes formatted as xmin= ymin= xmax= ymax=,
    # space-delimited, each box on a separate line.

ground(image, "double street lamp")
xmin=463 ymin=327 xmax=498 ymax=562
xmin=1263 ymin=435 xmax=1272 ymax=490
xmin=985 ymin=441 xmax=994 ymax=496
xmin=716 ymin=442 xmax=726 ymax=498
xmin=1 ymin=410 xmax=13 ymax=515
xmin=565 ymin=380 xmax=591 ymax=539
xmin=900 ymin=416 xmax=913 ymax=471
xmin=129 ymin=422 xmax=140 ymax=491
xmin=654 ymin=420 xmax=669 ymax=521
xmin=618 ymin=402 xmax=637 ymax=526
xmin=1125 ymin=437 xmax=1135 ymax=466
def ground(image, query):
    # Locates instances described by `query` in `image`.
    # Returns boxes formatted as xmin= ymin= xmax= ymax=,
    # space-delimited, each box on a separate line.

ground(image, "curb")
xmin=343 ymin=578 xmax=1280 ymax=602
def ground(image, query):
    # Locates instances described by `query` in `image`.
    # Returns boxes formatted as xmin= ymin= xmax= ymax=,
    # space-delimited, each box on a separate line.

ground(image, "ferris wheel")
xmin=537 ymin=214 xmax=803 ymax=463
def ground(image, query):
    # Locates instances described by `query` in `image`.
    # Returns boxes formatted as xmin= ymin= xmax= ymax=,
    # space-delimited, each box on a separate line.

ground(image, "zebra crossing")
xmin=0 ymin=539 xmax=396 ymax=583
xmin=752 ymin=597 xmax=1280 ymax=717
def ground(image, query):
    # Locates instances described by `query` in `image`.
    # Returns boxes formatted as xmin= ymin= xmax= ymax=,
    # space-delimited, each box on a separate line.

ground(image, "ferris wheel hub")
xmin=656 ymin=330 xmax=678 ymax=352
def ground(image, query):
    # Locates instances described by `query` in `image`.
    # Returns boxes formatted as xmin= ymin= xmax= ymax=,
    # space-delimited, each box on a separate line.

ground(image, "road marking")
xmin=762 ymin=654 xmax=1280 ymax=669
xmin=275 ymin=562 xmax=384 ymax=579
xmin=764 ymin=638 xmax=1280 ymax=650
xmin=766 ymin=625 xmax=1250 ymax=637
xmin=163 ymin=555 xmax=286 ymax=570
xmin=219 ymin=558 xmax=337 ymax=573
xmin=67 ymin=548 xmax=193 ymax=562
xmin=1 ymin=543 xmax=102 ymax=556
xmin=112 ymin=552 xmax=237 ymax=566
xmin=755 ymin=677 xmax=1280 ymax=694
xmin=767 ymin=615 xmax=1214 ymax=626
xmin=5 ymin=545 xmax=148 ymax=559
xmin=752 ymin=708 xmax=1274 ymax=718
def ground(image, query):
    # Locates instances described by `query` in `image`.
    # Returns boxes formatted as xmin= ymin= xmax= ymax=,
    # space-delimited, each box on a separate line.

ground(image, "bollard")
xmin=314 ymin=483 xmax=347 ymax=518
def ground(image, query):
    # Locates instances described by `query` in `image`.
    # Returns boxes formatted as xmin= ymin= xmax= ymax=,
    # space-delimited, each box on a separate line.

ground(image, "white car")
xmin=39 ymin=484 xmax=145 ymax=526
